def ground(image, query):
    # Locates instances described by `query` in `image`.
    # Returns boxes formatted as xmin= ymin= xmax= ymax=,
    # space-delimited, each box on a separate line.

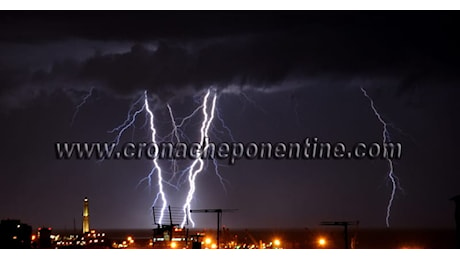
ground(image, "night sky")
xmin=1 ymin=11 xmax=459 ymax=230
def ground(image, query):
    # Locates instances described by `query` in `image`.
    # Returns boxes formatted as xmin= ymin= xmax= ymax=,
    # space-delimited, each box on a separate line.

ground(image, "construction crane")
xmin=320 ymin=221 xmax=359 ymax=249
xmin=190 ymin=209 xmax=237 ymax=248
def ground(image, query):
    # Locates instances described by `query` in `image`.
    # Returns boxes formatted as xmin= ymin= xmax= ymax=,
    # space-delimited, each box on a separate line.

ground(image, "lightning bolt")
xmin=210 ymin=107 xmax=233 ymax=193
xmin=166 ymin=103 xmax=204 ymax=144
xmin=106 ymin=91 xmax=169 ymax=224
xmin=102 ymin=88 xmax=232 ymax=227
xmin=165 ymin=103 xmax=204 ymax=190
xmin=143 ymin=91 xmax=168 ymax=225
xmin=215 ymin=106 xmax=236 ymax=142
xmin=71 ymin=87 xmax=94 ymax=125
xmin=107 ymin=95 xmax=145 ymax=147
xmin=181 ymin=89 xmax=217 ymax=227
xmin=361 ymin=87 xmax=399 ymax=227
xmin=165 ymin=104 xmax=181 ymax=185
xmin=167 ymin=104 xmax=181 ymax=143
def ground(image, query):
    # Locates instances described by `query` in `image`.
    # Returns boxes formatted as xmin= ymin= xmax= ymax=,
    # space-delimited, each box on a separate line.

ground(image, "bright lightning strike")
xmin=102 ymin=87 xmax=232 ymax=227
xmin=144 ymin=91 xmax=168 ymax=225
xmin=181 ymin=89 xmax=217 ymax=227
xmin=361 ymin=87 xmax=399 ymax=228
xmin=107 ymin=91 xmax=169 ymax=224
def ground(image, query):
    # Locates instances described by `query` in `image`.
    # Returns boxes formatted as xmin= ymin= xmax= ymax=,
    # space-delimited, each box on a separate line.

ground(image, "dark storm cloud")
xmin=1 ymin=11 xmax=460 ymax=108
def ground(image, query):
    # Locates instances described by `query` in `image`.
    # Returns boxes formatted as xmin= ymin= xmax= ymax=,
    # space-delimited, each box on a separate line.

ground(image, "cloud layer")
xmin=1 ymin=12 xmax=459 ymax=108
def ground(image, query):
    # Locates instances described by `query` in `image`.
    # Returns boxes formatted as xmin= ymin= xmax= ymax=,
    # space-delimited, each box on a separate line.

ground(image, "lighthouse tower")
xmin=82 ymin=197 xmax=90 ymax=234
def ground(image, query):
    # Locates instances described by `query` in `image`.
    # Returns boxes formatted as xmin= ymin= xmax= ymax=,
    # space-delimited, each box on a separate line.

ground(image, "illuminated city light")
xmin=318 ymin=237 xmax=327 ymax=247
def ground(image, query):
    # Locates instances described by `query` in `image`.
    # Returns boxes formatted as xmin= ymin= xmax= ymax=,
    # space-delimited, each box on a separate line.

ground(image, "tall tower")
xmin=82 ymin=197 xmax=90 ymax=234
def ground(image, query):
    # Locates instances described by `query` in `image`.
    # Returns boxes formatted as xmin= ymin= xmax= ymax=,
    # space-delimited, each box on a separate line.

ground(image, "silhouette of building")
xmin=37 ymin=227 xmax=52 ymax=249
xmin=83 ymin=197 xmax=90 ymax=234
xmin=451 ymin=195 xmax=460 ymax=248
xmin=0 ymin=219 xmax=32 ymax=249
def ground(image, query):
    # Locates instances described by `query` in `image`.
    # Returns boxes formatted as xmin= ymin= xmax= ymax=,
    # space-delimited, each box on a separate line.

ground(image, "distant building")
xmin=0 ymin=219 xmax=32 ymax=249
xmin=82 ymin=197 xmax=90 ymax=234
xmin=79 ymin=229 xmax=110 ymax=248
xmin=37 ymin=227 xmax=52 ymax=249
xmin=152 ymin=225 xmax=188 ymax=249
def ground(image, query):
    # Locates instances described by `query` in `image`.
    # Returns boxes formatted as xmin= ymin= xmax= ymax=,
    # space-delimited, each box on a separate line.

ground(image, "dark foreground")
xmin=85 ymin=228 xmax=457 ymax=249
